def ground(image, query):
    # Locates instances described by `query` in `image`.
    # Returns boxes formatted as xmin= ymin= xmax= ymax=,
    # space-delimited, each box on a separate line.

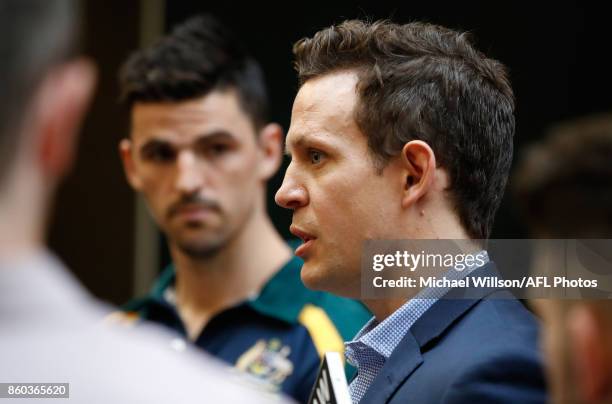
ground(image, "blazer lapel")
xmin=411 ymin=262 xmax=504 ymax=348
xmin=359 ymin=329 xmax=423 ymax=404
xmin=360 ymin=262 xmax=505 ymax=403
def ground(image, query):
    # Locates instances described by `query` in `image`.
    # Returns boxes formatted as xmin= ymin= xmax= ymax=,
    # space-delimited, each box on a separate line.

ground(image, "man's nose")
xmin=275 ymin=166 xmax=308 ymax=210
xmin=176 ymin=150 xmax=203 ymax=194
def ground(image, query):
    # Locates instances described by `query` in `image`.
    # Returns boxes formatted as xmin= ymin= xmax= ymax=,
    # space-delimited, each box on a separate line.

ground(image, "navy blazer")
xmin=360 ymin=263 xmax=546 ymax=404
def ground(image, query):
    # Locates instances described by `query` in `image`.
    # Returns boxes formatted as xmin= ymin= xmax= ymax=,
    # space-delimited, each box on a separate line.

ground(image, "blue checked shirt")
xmin=345 ymin=251 xmax=489 ymax=403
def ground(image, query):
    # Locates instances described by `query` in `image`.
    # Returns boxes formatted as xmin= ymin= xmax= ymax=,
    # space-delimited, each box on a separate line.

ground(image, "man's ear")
xmin=119 ymin=138 xmax=143 ymax=191
xmin=256 ymin=123 xmax=284 ymax=181
xmin=400 ymin=140 xmax=436 ymax=208
xmin=37 ymin=58 xmax=96 ymax=180
xmin=567 ymin=304 xmax=611 ymax=402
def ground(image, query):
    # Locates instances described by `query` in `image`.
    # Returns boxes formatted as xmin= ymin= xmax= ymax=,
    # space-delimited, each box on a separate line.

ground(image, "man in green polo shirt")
xmin=116 ymin=15 xmax=370 ymax=403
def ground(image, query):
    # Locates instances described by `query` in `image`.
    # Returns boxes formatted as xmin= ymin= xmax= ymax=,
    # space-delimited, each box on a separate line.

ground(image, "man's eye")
xmin=208 ymin=143 xmax=230 ymax=156
xmin=309 ymin=150 xmax=324 ymax=164
xmin=194 ymin=142 xmax=231 ymax=157
xmin=142 ymin=145 xmax=175 ymax=163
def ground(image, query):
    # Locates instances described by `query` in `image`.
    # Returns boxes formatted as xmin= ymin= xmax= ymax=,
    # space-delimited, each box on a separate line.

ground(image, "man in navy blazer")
xmin=275 ymin=19 xmax=546 ymax=403
xmin=357 ymin=263 xmax=544 ymax=403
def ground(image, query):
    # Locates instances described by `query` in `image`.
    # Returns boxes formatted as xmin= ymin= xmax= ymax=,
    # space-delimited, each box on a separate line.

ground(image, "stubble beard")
xmin=171 ymin=199 xmax=257 ymax=261
xmin=177 ymin=236 xmax=227 ymax=259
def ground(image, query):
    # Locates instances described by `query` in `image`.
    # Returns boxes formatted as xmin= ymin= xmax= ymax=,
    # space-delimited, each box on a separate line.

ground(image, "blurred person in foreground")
xmin=0 ymin=1 xmax=283 ymax=402
xmin=275 ymin=19 xmax=546 ymax=403
xmin=117 ymin=14 xmax=370 ymax=402
xmin=515 ymin=114 xmax=612 ymax=404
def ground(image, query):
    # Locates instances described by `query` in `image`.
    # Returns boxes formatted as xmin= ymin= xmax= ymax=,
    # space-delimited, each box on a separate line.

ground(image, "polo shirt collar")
xmin=146 ymin=253 xmax=311 ymax=325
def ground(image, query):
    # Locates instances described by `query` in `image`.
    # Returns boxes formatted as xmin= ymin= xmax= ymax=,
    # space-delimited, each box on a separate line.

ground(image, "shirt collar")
xmin=146 ymin=241 xmax=316 ymax=324
xmin=347 ymin=250 xmax=489 ymax=359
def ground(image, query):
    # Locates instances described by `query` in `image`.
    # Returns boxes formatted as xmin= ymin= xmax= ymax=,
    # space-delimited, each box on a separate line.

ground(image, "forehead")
xmin=287 ymin=71 xmax=362 ymax=148
xmin=130 ymin=89 xmax=256 ymax=141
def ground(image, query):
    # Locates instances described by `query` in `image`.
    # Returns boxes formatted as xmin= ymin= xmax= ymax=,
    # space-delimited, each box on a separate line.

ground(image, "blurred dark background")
xmin=49 ymin=0 xmax=611 ymax=305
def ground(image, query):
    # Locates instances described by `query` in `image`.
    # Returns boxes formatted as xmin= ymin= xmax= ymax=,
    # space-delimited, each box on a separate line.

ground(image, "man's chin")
xmin=172 ymin=235 xmax=227 ymax=259
xmin=300 ymin=265 xmax=323 ymax=291
xmin=300 ymin=262 xmax=358 ymax=298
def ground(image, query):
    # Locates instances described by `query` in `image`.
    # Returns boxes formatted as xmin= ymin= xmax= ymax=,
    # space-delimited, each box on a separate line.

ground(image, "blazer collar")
xmin=360 ymin=262 xmax=503 ymax=403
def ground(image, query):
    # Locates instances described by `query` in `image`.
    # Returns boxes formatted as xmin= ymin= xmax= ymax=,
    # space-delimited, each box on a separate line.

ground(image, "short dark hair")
xmin=514 ymin=114 xmax=612 ymax=238
xmin=0 ymin=0 xmax=76 ymax=188
xmin=293 ymin=20 xmax=515 ymax=240
xmin=119 ymin=15 xmax=269 ymax=131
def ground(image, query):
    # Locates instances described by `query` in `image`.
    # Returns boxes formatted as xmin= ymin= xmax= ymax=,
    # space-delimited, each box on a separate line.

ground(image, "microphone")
xmin=308 ymin=352 xmax=351 ymax=404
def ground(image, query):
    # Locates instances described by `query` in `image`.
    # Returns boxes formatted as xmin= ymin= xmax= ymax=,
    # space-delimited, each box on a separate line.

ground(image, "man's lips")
xmin=167 ymin=198 xmax=221 ymax=220
xmin=290 ymin=225 xmax=317 ymax=258
xmin=172 ymin=204 xmax=218 ymax=221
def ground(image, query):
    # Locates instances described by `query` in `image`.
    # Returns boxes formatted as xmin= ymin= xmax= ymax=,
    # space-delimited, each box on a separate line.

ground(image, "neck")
xmin=362 ymin=298 xmax=408 ymax=322
xmin=0 ymin=220 xmax=42 ymax=260
xmin=361 ymin=204 xmax=475 ymax=321
xmin=0 ymin=171 xmax=47 ymax=261
xmin=170 ymin=207 xmax=291 ymax=338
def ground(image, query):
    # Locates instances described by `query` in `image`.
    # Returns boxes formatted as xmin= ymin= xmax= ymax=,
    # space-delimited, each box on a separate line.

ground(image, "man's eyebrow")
xmin=139 ymin=130 xmax=238 ymax=152
xmin=285 ymin=133 xmax=335 ymax=156
xmin=193 ymin=129 xmax=238 ymax=143
xmin=285 ymin=134 xmax=306 ymax=157
xmin=139 ymin=138 xmax=170 ymax=154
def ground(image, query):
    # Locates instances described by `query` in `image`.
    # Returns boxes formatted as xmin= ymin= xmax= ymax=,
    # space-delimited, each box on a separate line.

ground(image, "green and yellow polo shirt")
xmin=121 ymin=252 xmax=371 ymax=403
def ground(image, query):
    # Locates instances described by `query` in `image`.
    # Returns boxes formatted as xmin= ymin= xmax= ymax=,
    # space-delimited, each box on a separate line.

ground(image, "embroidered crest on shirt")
xmin=235 ymin=338 xmax=294 ymax=388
